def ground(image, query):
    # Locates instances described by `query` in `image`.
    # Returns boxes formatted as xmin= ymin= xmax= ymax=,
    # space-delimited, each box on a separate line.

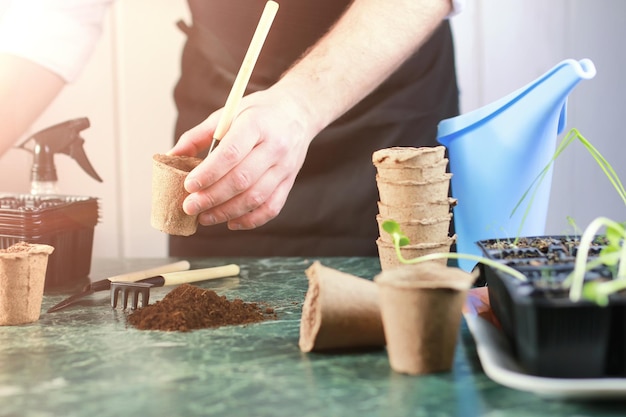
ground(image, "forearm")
xmin=0 ymin=54 xmax=65 ymax=155
xmin=275 ymin=0 xmax=452 ymax=136
xmin=0 ymin=0 xmax=113 ymax=156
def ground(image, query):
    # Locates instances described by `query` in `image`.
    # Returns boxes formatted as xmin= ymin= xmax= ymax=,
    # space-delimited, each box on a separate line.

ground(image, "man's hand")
xmin=170 ymin=86 xmax=317 ymax=230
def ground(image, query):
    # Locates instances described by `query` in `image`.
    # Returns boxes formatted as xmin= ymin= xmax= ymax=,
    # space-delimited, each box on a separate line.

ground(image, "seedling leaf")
xmin=381 ymin=219 xmax=527 ymax=282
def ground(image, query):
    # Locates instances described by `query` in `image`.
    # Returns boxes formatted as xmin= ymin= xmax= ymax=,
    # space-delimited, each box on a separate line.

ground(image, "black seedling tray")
xmin=0 ymin=194 xmax=98 ymax=290
xmin=476 ymin=235 xmax=624 ymax=378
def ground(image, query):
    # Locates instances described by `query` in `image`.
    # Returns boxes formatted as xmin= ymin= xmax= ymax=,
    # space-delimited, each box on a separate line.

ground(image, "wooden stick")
xmin=160 ymin=264 xmax=240 ymax=286
xmin=106 ymin=260 xmax=191 ymax=283
xmin=211 ymin=1 xmax=279 ymax=148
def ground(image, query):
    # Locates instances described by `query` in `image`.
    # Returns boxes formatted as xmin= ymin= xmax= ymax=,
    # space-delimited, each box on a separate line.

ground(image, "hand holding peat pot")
xmin=374 ymin=262 xmax=474 ymax=375
xmin=0 ymin=242 xmax=54 ymax=325
xmin=151 ymin=154 xmax=203 ymax=236
xmin=154 ymin=2 xmax=279 ymax=233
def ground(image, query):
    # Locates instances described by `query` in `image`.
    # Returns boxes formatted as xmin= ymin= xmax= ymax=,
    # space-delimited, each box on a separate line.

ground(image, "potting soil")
xmin=127 ymin=283 xmax=276 ymax=331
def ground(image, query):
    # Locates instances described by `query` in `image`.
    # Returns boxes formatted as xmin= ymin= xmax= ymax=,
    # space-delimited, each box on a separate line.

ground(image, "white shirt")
xmin=0 ymin=0 xmax=113 ymax=82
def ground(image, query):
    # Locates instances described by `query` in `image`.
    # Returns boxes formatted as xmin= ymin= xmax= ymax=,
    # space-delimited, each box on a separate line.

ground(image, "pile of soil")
xmin=127 ymin=283 xmax=276 ymax=332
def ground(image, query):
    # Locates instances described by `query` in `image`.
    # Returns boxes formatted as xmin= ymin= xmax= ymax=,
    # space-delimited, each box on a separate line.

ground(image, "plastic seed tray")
xmin=0 ymin=194 xmax=99 ymax=290
xmin=476 ymin=235 xmax=624 ymax=378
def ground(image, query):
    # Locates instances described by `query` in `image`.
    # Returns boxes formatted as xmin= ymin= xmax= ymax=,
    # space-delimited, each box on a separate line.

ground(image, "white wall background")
xmin=0 ymin=0 xmax=624 ymax=259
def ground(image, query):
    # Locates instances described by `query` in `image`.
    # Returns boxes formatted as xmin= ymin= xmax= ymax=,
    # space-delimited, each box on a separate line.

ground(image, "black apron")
xmin=170 ymin=0 xmax=459 ymax=257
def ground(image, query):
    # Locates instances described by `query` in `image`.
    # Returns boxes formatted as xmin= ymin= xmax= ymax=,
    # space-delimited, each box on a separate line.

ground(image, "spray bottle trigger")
xmin=63 ymin=137 xmax=103 ymax=182
xmin=16 ymin=117 xmax=103 ymax=191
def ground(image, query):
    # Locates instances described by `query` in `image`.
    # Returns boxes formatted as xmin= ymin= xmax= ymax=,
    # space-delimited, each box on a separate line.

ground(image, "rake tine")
xmin=111 ymin=282 xmax=153 ymax=310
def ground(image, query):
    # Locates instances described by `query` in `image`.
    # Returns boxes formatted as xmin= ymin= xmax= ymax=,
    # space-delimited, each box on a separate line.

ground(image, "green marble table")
xmin=1 ymin=257 xmax=625 ymax=417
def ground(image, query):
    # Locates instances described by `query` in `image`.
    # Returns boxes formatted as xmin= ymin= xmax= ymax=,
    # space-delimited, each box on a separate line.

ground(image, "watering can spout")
xmin=437 ymin=59 xmax=596 ymax=271
xmin=556 ymin=59 xmax=596 ymax=134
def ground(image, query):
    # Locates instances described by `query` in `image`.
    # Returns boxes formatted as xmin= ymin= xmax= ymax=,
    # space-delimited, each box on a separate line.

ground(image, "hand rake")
xmin=110 ymin=264 xmax=240 ymax=310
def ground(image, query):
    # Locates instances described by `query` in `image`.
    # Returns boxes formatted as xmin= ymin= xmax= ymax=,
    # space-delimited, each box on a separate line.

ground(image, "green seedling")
xmin=568 ymin=217 xmax=626 ymax=305
xmin=512 ymin=128 xmax=626 ymax=245
xmin=381 ymin=220 xmax=528 ymax=283
xmin=510 ymin=127 xmax=626 ymax=305
xmin=565 ymin=216 xmax=581 ymax=236
xmin=384 ymin=215 xmax=626 ymax=306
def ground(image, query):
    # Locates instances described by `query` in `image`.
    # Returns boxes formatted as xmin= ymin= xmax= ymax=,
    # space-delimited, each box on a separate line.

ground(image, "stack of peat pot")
xmin=373 ymin=146 xmax=456 ymax=270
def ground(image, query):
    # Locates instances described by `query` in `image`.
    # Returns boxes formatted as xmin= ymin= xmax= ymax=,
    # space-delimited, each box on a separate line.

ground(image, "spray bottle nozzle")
xmin=17 ymin=117 xmax=103 ymax=188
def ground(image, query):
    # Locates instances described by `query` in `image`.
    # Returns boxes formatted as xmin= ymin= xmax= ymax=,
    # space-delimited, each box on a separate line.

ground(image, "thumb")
xmin=168 ymin=109 xmax=223 ymax=156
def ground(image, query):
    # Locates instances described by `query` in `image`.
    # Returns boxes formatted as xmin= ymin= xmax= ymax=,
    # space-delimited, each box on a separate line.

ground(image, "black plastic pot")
xmin=476 ymin=235 xmax=624 ymax=378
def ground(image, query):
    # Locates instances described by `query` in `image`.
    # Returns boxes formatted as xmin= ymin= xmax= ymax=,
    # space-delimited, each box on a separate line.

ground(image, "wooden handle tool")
xmin=139 ymin=264 xmax=241 ymax=287
xmin=110 ymin=264 xmax=241 ymax=309
xmin=106 ymin=260 xmax=191 ymax=283
xmin=208 ymin=0 xmax=279 ymax=154
xmin=47 ymin=260 xmax=192 ymax=313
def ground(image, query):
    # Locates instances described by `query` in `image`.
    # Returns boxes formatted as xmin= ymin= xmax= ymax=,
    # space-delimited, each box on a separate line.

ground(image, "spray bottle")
xmin=17 ymin=117 xmax=103 ymax=195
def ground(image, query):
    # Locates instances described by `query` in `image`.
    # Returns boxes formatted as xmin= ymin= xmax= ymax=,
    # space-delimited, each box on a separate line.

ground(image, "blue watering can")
xmin=437 ymin=58 xmax=597 ymax=271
